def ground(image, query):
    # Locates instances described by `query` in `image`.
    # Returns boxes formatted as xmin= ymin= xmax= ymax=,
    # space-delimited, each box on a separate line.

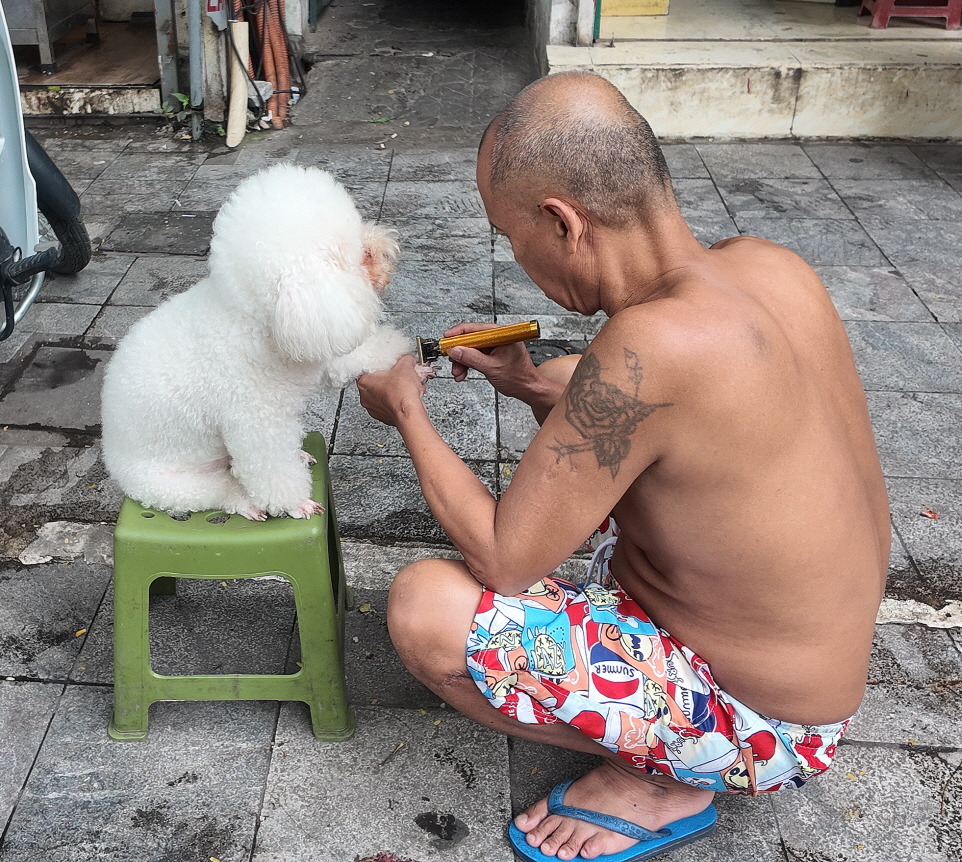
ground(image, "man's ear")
xmin=540 ymin=197 xmax=587 ymax=251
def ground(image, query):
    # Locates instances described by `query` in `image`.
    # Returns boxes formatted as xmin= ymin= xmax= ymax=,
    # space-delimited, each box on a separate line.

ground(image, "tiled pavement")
xmin=0 ymin=128 xmax=961 ymax=862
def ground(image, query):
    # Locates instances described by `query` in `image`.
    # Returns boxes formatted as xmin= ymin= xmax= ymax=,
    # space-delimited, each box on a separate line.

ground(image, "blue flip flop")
xmin=508 ymin=780 xmax=717 ymax=862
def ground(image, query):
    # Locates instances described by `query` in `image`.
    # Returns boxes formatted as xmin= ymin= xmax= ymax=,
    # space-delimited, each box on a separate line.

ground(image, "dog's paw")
xmin=415 ymin=363 xmax=437 ymax=384
xmin=288 ymin=499 xmax=325 ymax=519
xmin=298 ymin=450 xmax=317 ymax=466
xmin=236 ymin=503 xmax=268 ymax=521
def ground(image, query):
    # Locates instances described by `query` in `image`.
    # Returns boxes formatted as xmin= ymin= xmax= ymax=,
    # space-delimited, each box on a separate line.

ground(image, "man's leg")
xmin=531 ymin=354 xmax=580 ymax=425
xmin=388 ymin=558 xmax=715 ymax=861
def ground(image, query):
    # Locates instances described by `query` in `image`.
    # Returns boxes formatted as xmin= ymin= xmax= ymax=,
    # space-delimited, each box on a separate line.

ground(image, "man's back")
xmin=603 ymin=235 xmax=889 ymax=726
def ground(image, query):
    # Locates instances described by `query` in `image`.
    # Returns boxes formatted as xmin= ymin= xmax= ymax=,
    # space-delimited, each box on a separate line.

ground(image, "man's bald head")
xmin=481 ymin=73 xmax=673 ymax=227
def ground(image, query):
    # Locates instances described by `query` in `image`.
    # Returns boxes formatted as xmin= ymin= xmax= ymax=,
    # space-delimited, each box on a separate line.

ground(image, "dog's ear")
xmin=361 ymin=223 xmax=399 ymax=293
xmin=272 ymin=267 xmax=382 ymax=363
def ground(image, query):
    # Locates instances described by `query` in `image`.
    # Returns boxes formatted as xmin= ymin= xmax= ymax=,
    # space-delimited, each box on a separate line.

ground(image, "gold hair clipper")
xmin=416 ymin=320 xmax=541 ymax=364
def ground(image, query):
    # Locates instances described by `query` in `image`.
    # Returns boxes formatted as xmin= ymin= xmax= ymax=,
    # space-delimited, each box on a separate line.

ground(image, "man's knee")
xmin=538 ymin=353 xmax=581 ymax=388
xmin=387 ymin=558 xmax=482 ymax=669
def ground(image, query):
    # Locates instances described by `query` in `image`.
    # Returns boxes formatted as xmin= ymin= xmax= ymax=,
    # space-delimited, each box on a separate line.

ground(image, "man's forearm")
xmin=394 ymin=401 xmax=502 ymax=586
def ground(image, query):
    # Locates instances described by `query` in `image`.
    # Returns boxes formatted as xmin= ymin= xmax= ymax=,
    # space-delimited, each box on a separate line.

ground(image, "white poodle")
xmin=101 ymin=163 xmax=410 ymax=520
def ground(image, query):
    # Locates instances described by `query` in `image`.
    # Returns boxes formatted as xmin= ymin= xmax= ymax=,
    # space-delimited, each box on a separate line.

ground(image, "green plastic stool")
xmin=108 ymin=432 xmax=355 ymax=742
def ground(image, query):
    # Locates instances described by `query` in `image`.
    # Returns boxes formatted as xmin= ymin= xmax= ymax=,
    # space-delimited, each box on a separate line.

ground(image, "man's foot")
xmin=514 ymin=761 xmax=714 ymax=861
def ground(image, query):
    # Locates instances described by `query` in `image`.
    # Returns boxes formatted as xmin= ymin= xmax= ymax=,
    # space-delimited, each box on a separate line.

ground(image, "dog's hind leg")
xmin=222 ymin=424 xmax=320 ymax=519
xmin=122 ymin=461 xmax=265 ymax=521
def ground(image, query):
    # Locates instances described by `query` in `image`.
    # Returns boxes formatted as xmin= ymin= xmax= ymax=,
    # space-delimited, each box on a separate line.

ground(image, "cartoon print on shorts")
xmin=467 ymin=570 xmax=851 ymax=795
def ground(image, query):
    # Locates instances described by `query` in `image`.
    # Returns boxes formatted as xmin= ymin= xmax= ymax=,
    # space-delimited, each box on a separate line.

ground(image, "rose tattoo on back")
xmin=549 ymin=349 xmax=672 ymax=479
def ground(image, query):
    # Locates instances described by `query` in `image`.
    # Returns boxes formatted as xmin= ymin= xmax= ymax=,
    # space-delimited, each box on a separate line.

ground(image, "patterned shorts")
xmin=466 ymin=539 xmax=850 ymax=795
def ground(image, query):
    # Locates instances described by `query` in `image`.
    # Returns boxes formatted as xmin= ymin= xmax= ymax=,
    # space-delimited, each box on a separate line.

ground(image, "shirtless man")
xmin=357 ymin=72 xmax=889 ymax=861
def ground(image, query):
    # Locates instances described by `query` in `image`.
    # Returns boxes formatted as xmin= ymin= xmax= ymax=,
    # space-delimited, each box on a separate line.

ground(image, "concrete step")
xmin=547 ymin=1 xmax=962 ymax=139
xmin=548 ymin=38 xmax=961 ymax=138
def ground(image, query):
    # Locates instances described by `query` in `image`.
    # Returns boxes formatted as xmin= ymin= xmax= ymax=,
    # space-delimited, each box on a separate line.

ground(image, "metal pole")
xmin=188 ymin=0 xmax=204 ymax=139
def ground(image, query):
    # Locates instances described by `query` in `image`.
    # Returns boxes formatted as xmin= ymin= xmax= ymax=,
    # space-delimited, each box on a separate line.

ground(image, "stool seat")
xmin=860 ymin=0 xmax=961 ymax=29
xmin=109 ymin=432 xmax=354 ymax=741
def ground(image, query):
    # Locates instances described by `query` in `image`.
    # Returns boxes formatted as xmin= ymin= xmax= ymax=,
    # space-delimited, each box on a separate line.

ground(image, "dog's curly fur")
xmin=101 ymin=164 xmax=410 ymax=520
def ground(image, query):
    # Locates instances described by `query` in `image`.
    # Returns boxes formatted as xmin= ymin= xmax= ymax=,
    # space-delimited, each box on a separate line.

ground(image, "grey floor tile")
xmin=107 ymin=255 xmax=207 ymax=307
xmin=802 ymin=143 xmax=939 ymax=180
xmin=697 ymin=142 xmax=821 ymax=179
xmin=18 ymin=303 xmax=99 ymax=337
xmin=42 ymin=148 xmax=114 ymax=182
xmin=80 ymin=190 xmax=186 ymax=216
xmin=86 ymin=176 xmax=193 ymax=200
xmin=0 ymin=685 xmax=274 ymax=862
xmin=0 ymin=444 xmax=122 ymax=553
xmin=254 ymin=704 xmax=512 ymax=862
xmin=898 ymin=262 xmax=962 ymax=324
xmin=340 ymin=540 xmax=462 ymax=591
xmin=944 ymin=323 xmax=962 ymax=351
xmin=833 ymin=179 xmax=962 ymax=221
xmin=39 ymin=254 xmax=135 ymax=305
xmin=735 ymin=218 xmax=886 ymax=266
xmin=172 ymin=178 xmax=236 ymax=211
xmin=911 ymin=143 xmax=962 ymax=193
xmin=87 ymin=305 xmax=154 ymax=338
xmin=96 ymin=151 xmax=207 ymax=183
xmin=381 ymin=180 xmax=486 ymax=221
xmin=673 ymin=178 xmax=731 ymax=221
xmin=861 ymin=216 xmax=962 ymax=272
xmin=498 ymin=393 xmax=539 ymax=459
xmin=400 ymin=234 xmax=491 ymax=261
xmin=294 ymin=146 xmax=393 ymax=182
xmin=817 ymin=265 xmax=933 ymax=322
xmin=389 ymin=148 xmax=479 ymax=181
xmin=399 ymin=216 xmax=492 ymax=241
xmin=869 ymin=392 xmax=962 ymax=480
xmin=0 ymin=681 xmax=64 ymax=827
xmin=339 ymin=180 xmax=387 ymax=221
xmin=0 ymin=345 xmax=109 ymax=430
xmin=886 ymin=477 xmax=962 ymax=606
xmin=150 ymin=578 xmax=297 ymax=676
xmin=102 ymin=213 xmax=215 ymax=256
xmin=329 ymin=454 xmax=495 ymax=545
xmin=301 ymin=388 xmax=341 ymax=441
xmin=717 ymin=178 xmax=852 ymax=219
xmin=850 ymin=624 xmax=962 ymax=748
xmin=662 ymin=143 xmax=710 ymax=179
xmin=74 ymin=577 xmax=298 ymax=685
xmin=845 ymin=321 xmax=962 ymax=392
xmin=337 ymin=378 xmax=497 ymax=460
xmin=386 ymin=257 xmax=493 ymax=315
xmin=342 ymin=587 xmax=441 ymax=708
xmin=0 ymin=328 xmax=33 ymax=365
xmin=0 ymin=561 xmax=110 ymax=679
xmin=495 ymin=261 xmax=571 ymax=316
xmin=771 ymin=744 xmax=961 ymax=862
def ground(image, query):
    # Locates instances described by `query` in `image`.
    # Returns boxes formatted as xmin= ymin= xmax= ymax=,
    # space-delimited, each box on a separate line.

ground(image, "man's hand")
xmin=357 ymin=353 xmax=428 ymax=428
xmin=443 ymin=322 xmax=542 ymax=399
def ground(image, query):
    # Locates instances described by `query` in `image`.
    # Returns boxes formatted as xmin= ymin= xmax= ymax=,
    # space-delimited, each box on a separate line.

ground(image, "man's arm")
xmin=357 ymin=324 xmax=673 ymax=594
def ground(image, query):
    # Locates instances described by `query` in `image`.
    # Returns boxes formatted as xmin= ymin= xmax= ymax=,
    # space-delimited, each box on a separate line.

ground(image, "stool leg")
xmin=289 ymin=569 xmax=355 ymax=740
xmin=109 ymin=571 xmax=154 ymax=740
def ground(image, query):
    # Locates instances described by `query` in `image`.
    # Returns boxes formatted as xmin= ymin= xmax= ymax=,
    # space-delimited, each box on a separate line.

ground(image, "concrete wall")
xmin=527 ymin=0 xmax=578 ymax=73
